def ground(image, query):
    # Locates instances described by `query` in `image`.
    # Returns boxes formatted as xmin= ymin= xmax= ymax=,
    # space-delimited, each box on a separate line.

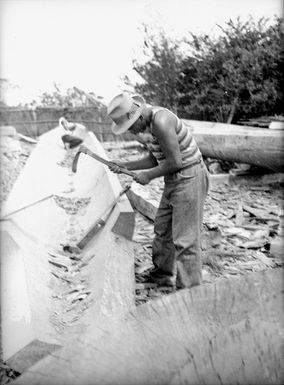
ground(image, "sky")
xmin=0 ymin=0 xmax=282 ymax=106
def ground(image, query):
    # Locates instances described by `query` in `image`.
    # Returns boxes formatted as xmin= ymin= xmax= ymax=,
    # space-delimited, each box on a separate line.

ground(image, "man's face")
xmin=128 ymin=116 xmax=144 ymax=135
xmin=128 ymin=116 xmax=152 ymax=144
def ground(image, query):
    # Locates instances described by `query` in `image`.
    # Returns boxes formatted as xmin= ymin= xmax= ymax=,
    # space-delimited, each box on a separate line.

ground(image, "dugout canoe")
xmin=183 ymin=120 xmax=284 ymax=172
xmin=13 ymin=268 xmax=284 ymax=385
xmin=0 ymin=122 xmax=135 ymax=371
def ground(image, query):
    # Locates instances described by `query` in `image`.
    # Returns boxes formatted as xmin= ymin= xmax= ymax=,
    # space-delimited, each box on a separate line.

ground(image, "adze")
xmin=72 ymin=144 xmax=136 ymax=178
xmin=62 ymin=184 xmax=131 ymax=252
xmin=76 ymin=184 xmax=131 ymax=249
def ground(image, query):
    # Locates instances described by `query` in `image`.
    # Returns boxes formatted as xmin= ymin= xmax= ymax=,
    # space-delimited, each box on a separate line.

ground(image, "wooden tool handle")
xmin=81 ymin=146 xmax=136 ymax=178
xmin=0 ymin=194 xmax=54 ymax=220
xmin=76 ymin=185 xmax=131 ymax=249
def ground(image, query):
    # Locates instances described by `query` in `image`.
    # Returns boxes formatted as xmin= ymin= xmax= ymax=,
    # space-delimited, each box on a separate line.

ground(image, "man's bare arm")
xmin=121 ymin=152 xmax=158 ymax=170
xmin=108 ymin=152 xmax=158 ymax=174
xmin=144 ymin=112 xmax=182 ymax=180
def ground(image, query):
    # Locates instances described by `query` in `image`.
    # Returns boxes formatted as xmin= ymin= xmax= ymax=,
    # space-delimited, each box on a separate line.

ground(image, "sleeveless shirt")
xmin=145 ymin=108 xmax=202 ymax=168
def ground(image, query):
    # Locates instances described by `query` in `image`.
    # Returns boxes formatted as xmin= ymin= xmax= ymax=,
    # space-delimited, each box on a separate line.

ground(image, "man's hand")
xmin=133 ymin=171 xmax=151 ymax=185
xmin=108 ymin=163 xmax=124 ymax=174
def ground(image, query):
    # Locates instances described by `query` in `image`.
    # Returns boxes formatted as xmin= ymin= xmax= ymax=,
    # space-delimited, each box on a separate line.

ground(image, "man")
xmin=107 ymin=93 xmax=209 ymax=289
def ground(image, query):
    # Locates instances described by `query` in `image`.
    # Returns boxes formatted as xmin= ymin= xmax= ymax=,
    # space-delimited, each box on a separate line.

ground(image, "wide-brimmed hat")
xmin=107 ymin=93 xmax=145 ymax=135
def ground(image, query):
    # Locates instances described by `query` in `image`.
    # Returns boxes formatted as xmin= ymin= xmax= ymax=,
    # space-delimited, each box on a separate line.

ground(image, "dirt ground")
xmin=0 ymin=134 xmax=283 ymax=383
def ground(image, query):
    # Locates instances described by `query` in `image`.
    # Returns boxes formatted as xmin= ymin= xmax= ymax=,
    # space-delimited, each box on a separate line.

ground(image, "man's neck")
xmin=142 ymin=107 xmax=153 ymax=128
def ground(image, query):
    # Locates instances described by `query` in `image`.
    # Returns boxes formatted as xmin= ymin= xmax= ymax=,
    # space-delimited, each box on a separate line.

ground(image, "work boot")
xmin=146 ymin=270 xmax=175 ymax=287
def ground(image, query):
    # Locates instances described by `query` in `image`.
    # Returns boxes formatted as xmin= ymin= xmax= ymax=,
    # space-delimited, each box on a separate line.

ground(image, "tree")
xmin=180 ymin=17 xmax=284 ymax=121
xmin=33 ymin=83 xmax=105 ymax=108
xmin=129 ymin=25 xmax=184 ymax=112
xmin=130 ymin=17 xmax=283 ymax=122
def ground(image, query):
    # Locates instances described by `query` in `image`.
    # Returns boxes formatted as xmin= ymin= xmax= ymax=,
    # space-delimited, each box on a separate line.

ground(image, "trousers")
xmin=151 ymin=160 xmax=210 ymax=288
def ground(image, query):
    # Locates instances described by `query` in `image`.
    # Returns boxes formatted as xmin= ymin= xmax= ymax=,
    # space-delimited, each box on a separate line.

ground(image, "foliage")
xmin=130 ymin=17 xmax=284 ymax=122
xmin=33 ymin=84 xmax=105 ymax=108
xmin=130 ymin=25 xmax=184 ymax=113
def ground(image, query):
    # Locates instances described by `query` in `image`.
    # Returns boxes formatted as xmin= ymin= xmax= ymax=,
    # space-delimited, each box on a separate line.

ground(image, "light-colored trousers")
xmin=151 ymin=160 xmax=210 ymax=288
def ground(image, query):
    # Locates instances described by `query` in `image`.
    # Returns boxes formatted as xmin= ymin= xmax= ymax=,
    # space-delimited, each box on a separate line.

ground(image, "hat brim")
xmin=111 ymin=95 xmax=145 ymax=135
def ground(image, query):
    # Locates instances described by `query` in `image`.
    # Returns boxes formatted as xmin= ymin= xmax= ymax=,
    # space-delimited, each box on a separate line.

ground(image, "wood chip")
xmin=222 ymin=227 xmax=251 ymax=239
xmin=135 ymin=282 xmax=157 ymax=290
xmin=235 ymin=202 xmax=244 ymax=226
xmin=243 ymin=205 xmax=277 ymax=221
xmin=51 ymin=270 xmax=73 ymax=283
xmin=240 ymin=239 xmax=269 ymax=249
xmin=55 ymin=284 xmax=86 ymax=299
xmin=48 ymin=259 xmax=70 ymax=270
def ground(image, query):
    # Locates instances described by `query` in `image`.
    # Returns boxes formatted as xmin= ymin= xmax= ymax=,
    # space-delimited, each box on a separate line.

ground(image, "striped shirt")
xmin=145 ymin=108 xmax=202 ymax=167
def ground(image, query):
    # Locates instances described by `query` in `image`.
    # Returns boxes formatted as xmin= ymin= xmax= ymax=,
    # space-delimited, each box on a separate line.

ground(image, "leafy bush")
xmin=130 ymin=25 xmax=184 ymax=113
xmin=34 ymin=84 xmax=105 ymax=108
xmin=130 ymin=17 xmax=283 ymax=122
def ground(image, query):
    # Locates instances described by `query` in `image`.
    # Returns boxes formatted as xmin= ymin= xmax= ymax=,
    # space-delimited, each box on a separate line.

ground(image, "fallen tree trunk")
xmin=183 ymin=120 xmax=284 ymax=172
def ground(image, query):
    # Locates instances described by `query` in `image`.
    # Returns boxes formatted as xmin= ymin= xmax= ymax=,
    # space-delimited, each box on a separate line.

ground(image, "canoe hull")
xmin=1 ymin=126 xmax=135 ymax=366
